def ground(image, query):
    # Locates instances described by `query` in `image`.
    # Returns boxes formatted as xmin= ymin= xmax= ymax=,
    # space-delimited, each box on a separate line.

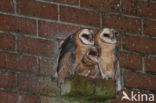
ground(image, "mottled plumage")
xmin=77 ymin=46 xmax=100 ymax=79
xmin=57 ymin=29 xmax=94 ymax=86
xmin=95 ymin=28 xmax=121 ymax=92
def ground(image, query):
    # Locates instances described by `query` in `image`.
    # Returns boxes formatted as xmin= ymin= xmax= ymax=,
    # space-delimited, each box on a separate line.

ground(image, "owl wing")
xmin=114 ymin=47 xmax=122 ymax=93
xmin=57 ymin=35 xmax=76 ymax=86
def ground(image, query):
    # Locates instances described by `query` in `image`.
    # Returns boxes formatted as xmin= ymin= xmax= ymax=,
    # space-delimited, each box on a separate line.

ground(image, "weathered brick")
xmin=40 ymin=57 xmax=57 ymax=75
xmin=102 ymin=14 xmax=141 ymax=34
xmin=60 ymin=6 xmax=100 ymax=26
xmin=39 ymin=21 xmax=79 ymax=39
xmin=41 ymin=96 xmax=70 ymax=103
xmin=18 ymin=36 xmax=58 ymax=57
xmin=124 ymin=71 xmax=156 ymax=90
xmin=123 ymin=35 xmax=156 ymax=54
xmin=0 ymin=90 xmax=38 ymax=103
xmin=112 ymin=89 xmax=155 ymax=103
xmin=0 ymin=0 xmax=14 ymax=12
xmin=0 ymin=33 xmax=15 ymax=50
xmin=120 ymin=52 xmax=142 ymax=70
xmin=0 ymin=14 xmax=36 ymax=35
xmin=145 ymin=56 xmax=156 ymax=73
xmin=81 ymin=0 xmax=120 ymax=12
xmin=18 ymin=74 xmax=58 ymax=95
xmin=50 ymin=0 xmax=79 ymax=5
xmin=144 ymin=19 xmax=156 ymax=36
xmin=17 ymin=0 xmax=58 ymax=20
xmin=0 ymin=71 xmax=16 ymax=88
xmin=122 ymin=0 xmax=156 ymax=18
xmin=0 ymin=52 xmax=38 ymax=72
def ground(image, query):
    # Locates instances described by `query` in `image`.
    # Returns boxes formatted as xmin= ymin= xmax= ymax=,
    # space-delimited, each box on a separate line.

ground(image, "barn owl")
xmin=95 ymin=28 xmax=121 ymax=92
xmin=77 ymin=46 xmax=100 ymax=79
xmin=57 ymin=29 xmax=94 ymax=86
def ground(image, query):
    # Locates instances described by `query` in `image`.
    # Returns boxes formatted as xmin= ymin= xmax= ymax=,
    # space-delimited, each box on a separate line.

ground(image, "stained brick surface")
xmin=0 ymin=91 xmax=38 ymax=103
xmin=18 ymin=74 xmax=58 ymax=95
xmin=145 ymin=56 xmax=156 ymax=73
xmin=0 ymin=52 xmax=38 ymax=72
xmin=17 ymin=0 xmax=58 ymax=20
xmin=102 ymin=14 xmax=141 ymax=34
xmin=39 ymin=21 xmax=79 ymax=39
xmin=144 ymin=19 xmax=156 ymax=36
xmin=18 ymin=36 xmax=58 ymax=57
xmin=0 ymin=33 xmax=15 ymax=50
xmin=123 ymin=35 xmax=156 ymax=54
xmin=0 ymin=14 xmax=37 ymax=34
xmin=50 ymin=0 xmax=79 ymax=5
xmin=81 ymin=0 xmax=120 ymax=12
xmin=124 ymin=71 xmax=156 ymax=90
xmin=0 ymin=0 xmax=156 ymax=102
xmin=0 ymin=0 xmax=14 ymax=12
xmin=0 ymin=71 xmax=16 ymax=88
xmin=120 ymin=52 xmax=142 ymax=70
xmin=60 ymin=6 xmax=100 ymax=26
xmin=122 ymin=0 xmax=156 ymax=18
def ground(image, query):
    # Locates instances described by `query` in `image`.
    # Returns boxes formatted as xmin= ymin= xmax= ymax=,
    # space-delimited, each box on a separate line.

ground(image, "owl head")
xmin=82 ymin=46 xmax=100 ymax=65
xmin=78 ymin=29 xmax=94 ymax=45
xmin=98 ymin=28 xmax=118 ymax=44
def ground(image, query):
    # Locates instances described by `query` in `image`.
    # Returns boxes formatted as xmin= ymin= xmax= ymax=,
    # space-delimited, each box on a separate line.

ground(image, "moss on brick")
xmin=61 ymin=76 xmax=116 ymax=102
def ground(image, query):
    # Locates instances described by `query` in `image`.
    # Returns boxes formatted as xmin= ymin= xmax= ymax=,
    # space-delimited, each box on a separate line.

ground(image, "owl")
xmin=95 ymin=28 xmax=121 ymax=92
xmin=57 ymin=29 xmax=94 ymax=86
xmin=77 ymin=46 xmax=100 ymax=79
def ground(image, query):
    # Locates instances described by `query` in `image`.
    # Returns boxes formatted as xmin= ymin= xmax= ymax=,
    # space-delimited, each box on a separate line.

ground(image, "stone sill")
xmin=61 ymin=76 xmax=116 ymax=102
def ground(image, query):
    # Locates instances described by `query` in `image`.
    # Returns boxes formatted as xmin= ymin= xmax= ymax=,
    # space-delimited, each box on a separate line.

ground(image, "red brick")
xmin=18 ymin=36 xmax=58 ymax=57
xmin=0 ymin=14 xmax=36 ymax=35
xmin=39 ymin=21 xmax=79 ymax=39
xmin=0 ymin=52 xmax=38 ymax=72
xmin=81 ymin=0 xmax=120 ymax=12
xmin=112 ymin=89 xmax=155 ymax=103
xmin=50 ymin=0 xmax=79 ymax=5
xmin=124 ymin=72 xmax=156 ymax=90
xmin=0 ymin=90 xmax=38 ymax=103
xmin=18 ymin=74 xmax=58 ymax=95
xmin=0 ymin=71 xmax=16 ymax=88
xmin=60 ymin=6 xmax=100 ymax=27
xmin=17 ymin=0 xmax=58 ymax=20
xmin=145 ymin=56 xmax=156 ymax=73
xmin=102 ymin=14 xmax=141 ymax=34
xmin=122 ymin=0 xmax=156 ymax=18
xmin=0 ymin=33 xmax=15 ymax=50
xmin=120 ymin=52 xmax=142 ymax=70
xmin=40 ymin=58 xmax=57 ymax=75
xmin=41 ymin=96 xmax=69 ymax=103
xmin=144 ymin=19 xmax=156 ymax=36
xmin=123 ymin=35 xmax=156 ymax=54
xmin=0 ymin=0 xmax=14 ymax=12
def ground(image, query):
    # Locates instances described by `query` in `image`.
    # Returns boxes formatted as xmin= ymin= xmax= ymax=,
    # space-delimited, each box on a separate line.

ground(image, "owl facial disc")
xmin=100 ymin=28 xmax=117 ymax=44
xmin=79 ymin=29 xmax=94 ymax=45
xmin=87 ymin=46 xmax=100 ymax=63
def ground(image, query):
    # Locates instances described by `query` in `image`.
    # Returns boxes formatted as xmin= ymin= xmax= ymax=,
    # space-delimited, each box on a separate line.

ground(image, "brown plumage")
xmin=77 ymin=46 xmax=100 ymax=79
xmin=57 ymin=29 xmax=94 ymax=86
xmin=95 ymin=28 xmax=121 ymax=92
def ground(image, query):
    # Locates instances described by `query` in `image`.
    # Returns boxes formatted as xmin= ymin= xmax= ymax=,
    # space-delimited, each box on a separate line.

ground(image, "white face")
xmin=79 ymin=29 xmax=94 ymax=45
xmin=87 ymin=47 xmax=100 ymax=63
xmin=99 ymin=28 xmax=118 ymax=44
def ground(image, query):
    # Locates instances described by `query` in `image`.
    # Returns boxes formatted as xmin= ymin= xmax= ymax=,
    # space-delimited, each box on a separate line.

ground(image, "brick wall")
xmin=0 ymin=0 xmax=156 ymax=103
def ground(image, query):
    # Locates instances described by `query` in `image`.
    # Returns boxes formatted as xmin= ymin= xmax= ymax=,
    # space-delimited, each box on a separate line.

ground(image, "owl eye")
xmin=103 ymin=33 xmax=110 ymax=38
xmin=89 ymin=50 xmax=96 ymax=56
xmin=82 ymin=34 xmax=89 ymax=39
